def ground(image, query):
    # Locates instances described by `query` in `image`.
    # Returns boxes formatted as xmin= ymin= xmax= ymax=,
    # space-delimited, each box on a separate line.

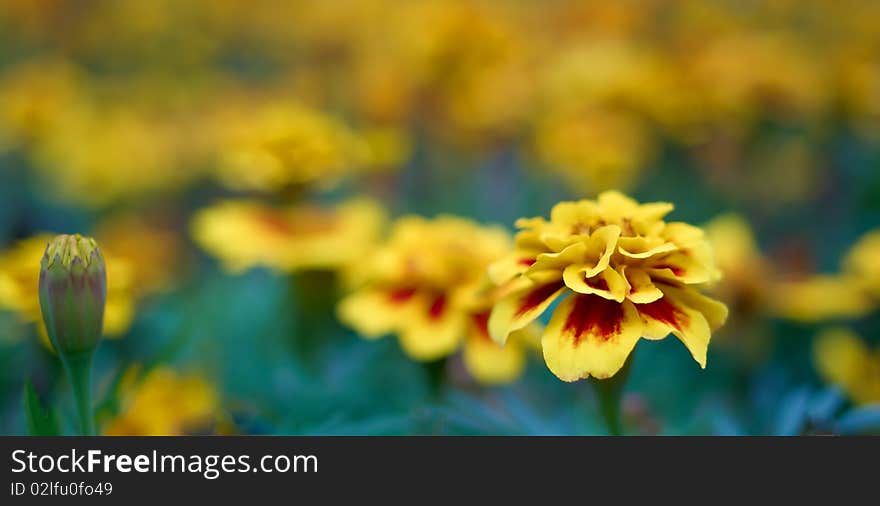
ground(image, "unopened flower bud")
xmin=38 ymin=234 xmax=107 ymax=357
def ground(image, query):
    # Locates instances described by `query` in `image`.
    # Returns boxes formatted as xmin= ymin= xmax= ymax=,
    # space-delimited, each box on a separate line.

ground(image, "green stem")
xmin=62 ymin=353 xmax=95 ymax=436
xmin=594 ymin=381 xmax=623 ymax=436
xmin=591 ymin=353 xmax=634 ymax=436
xmin=424 ymin=357 xmax=448 ymax=399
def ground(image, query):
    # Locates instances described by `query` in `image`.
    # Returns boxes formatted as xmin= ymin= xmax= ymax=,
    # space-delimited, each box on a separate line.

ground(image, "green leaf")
xmin=23 ymin=381 xmax=61 ymax=436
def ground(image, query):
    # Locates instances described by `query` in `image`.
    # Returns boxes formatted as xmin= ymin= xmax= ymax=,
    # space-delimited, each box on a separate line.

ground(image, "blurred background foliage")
xmin=1 ymin=0 xmax=880 ymax=435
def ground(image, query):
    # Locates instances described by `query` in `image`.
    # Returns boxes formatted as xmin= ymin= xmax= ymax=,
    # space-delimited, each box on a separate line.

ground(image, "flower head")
xmin=103 ymin=367 xmax=219 ymax=436
xmin=489 ymin=191 xmax=728 ymax=382
xmin=844 ymin=229 xmax=880 ymax=300
xmin=814 ymin=328 xmax=880 ymax=405
xmin=338 ymin=215 xmax=532 ymax=384
xmin=38 ymin=234 xmax=107 ymax=356
xmin=191 ymin=198 xmax=385 ymax=274
xmin=214 ymin=102 xmax=370 ymax=193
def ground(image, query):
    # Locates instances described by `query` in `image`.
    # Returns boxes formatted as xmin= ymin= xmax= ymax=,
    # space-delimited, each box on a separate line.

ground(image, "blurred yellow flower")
xmin=843 ymin=229 xmax=880 ymax=299
xmin=0 ymin=60 xmax=86 ymax=150
xmin=191 ymin=198 xmax=385 ymax=274
xmin=489 ymin=191 xmax=728 ymax=382
xmin=813 ymin=328 xmax=880 ymax=405
xmin=214 ymin=102 xmax=370 ymax=192
xmin=103 ymin=367 xmax=219 ymax=436
xmin=770 ymin=275 xmax=874 ymax=323
xmin=30 ymin=104 xmax=200 ymax=207
xmin=0 ymin=235 xmax=136 ymax=340
xmin=704 ymin=214 xmax=769 ymax=313
xmin=687 ymin=32 xmax=828 ymax=129
xmin=533 ymin=108 xmax=654 ymax=192
xmin=338 ymin=215 xmax=531 ymax=385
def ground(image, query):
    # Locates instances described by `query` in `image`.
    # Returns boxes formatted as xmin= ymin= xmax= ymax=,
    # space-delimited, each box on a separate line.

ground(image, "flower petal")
xmin=622 ymin=266 xmax=664 ymax=304
xmin=648 ymin=246 xmax=720 ymax=284
xmin=463 ymin=314 xmax=526 ymax=385
xmin=633 ymin=289 xmax=714 ymax=368
xmin=398 ymin=294 xmax=466 ymax=361
xmin=488 ymin=279 xmax=567 ymax=345
xmin=337 ymin=287 xmax=419 ymax=338
xmin=488 ymin=253 xmax=538 ymax=285
xmin=617 ymin=236 xmax=678 ymax=259
xmin=541 ymin=295 xmax=642 ymax=381
xmin=530 ymin=242 xmax=587 ymax=272
xmin=563 ymin=265 xmax=628 ymax=302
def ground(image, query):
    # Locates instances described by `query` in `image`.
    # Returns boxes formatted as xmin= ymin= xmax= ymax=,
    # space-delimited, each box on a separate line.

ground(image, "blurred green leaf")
xmin=835 ymin=406 xmax=880 ymax=435
xmin=23 ymin=381 xmax=60 ymax=436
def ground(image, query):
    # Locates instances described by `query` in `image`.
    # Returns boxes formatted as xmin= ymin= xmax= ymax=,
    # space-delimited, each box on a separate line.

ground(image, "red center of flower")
xmin=564 ymin=295 xmax=622 ymax=344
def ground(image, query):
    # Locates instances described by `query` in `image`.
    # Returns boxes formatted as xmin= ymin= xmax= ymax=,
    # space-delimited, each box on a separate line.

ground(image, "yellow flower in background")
xmin=533 ymin=108 xmax=654 ymax=192
xmin=843 ymin=229 xmax=880 ymax=299
xmin=191 ymin=198 xmax=385 ymax=274
xmin=30 ymin=104 xmax=200 ymax=207
xmin=704 ymin=214 xmax=769 ymax=313
xmin=0 ymin=235 xmax=136 ymax=340
xmin=214 ymin=102 xmax=371 ymax=193
xmin=338 ymin=215 xmax=532 ymax=385
xmin=489 ymin=191 xmax=728 ymax=382
xmin=767 ymin=228 xmax=880 ymax=323
xmin=814 ymin=328 xmax=880 ymax=405
xmin=686 ymin=32 xmax=828 ymax=129
xmin=770 ymin=276 xmax=874 ymax=323
xmin=0 ymin=60 xmax=86 ymax=150
xmin=103 ymin=367 xmax=218 ymax=436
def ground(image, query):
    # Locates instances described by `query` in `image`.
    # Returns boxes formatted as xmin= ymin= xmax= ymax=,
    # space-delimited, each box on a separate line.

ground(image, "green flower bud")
xmin=39 ymin=234 xmax=107 ymax=357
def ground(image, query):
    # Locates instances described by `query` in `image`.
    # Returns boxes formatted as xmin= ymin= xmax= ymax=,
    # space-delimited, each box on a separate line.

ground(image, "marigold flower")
xmin=813 ymin=328 xmax=880 ymax=405
xmin=770 ymin=275 xmax=874 ymax=323
xmin=31 ymin=104 xmax=198 ymax=207
xmin=214 ymin=102 xmax=370 ymax=193
xmin=39 ymin=234 xmax=107 ymax=356
xmin=704 ymin=214 xmax=770 ymax=314
xmin=191 ymin=198 xmax=385 ymax=274
xmin=843 ymin=229 xmax=880 ymax=299
xmin=489 ymin=191 xmax=728 ymax=382
xmin=103 ymin=367 xmax=218 ymax=436
xmin=338 ymin=215 xmax=532 ymax=384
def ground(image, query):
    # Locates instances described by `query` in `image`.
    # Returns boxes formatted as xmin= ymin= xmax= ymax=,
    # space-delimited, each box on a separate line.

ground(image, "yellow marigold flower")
xmin=704 ymin=214 xmax=769 ymax=312
xmin=103 ymin=367 xmax=218 ymax=436
xmin=0 ymin=60 xmax=86 ymax=150
xmin=770 ymin=276 xmax=874 ymax=323
xmin=191 ymin=198 xmax=385 ymax=274
xmin=843 ymin=229 xmax=880 ymax=299
xmin=533 ymin=108 xmax=654 ymax=192
xmin=0 ymin=235 xmax=136 ymax=340
xmin=30 ymin=104 xmax=199 ymax=207
xmin=813 ymin=328 xmax=880 ymax=405
xmin=688 ymin=33 xmax=828 ymax=127
xmin=214 ymin=102 xmax=370 ymax=192
xmin=489 ymin=191 xmax=728 ymax=382
xmin=338 ymin=215 xmax=531 ymax=385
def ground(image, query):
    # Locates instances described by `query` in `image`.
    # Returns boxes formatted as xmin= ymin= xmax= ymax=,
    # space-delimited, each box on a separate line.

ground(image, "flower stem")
xmin=62 ymin=353 xmax=95 ymax=436
xmin=591 ymin=353 xmax=634 ymax=436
